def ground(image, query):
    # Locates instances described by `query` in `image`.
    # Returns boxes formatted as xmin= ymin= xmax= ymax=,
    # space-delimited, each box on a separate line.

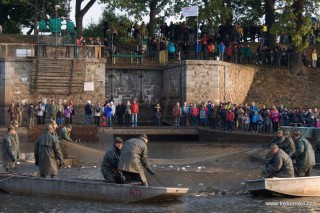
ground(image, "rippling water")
xmin=1 ymin=141 xmax=320 ymax=212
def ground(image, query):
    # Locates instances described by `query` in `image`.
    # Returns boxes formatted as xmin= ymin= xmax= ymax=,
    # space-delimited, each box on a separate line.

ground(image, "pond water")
xmin=1 ymin=141 xmax=319 ymax=212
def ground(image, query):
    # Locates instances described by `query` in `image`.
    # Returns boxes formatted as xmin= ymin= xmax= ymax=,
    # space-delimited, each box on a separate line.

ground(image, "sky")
xmin=69 ymin=0 xmax=104 ymax=28
xmin=22 ymin=0 xmax=181 ymax=34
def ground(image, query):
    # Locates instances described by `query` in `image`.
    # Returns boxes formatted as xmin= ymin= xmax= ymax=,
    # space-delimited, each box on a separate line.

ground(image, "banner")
xmin=181 ymin=6 xmax=199 ymax=17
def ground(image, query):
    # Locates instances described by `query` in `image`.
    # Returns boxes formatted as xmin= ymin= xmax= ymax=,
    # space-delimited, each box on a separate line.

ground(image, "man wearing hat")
xmin=50 ymin=120 xmax=59 ymax=138
xmin=291 ymin=130 xmax=315 ymax=177
xmin=118 ymin=134 xmax=156 ymax=186
xmin=34 ymin=124 xmax=64 ymax=178
xmin=1 ymin=126 xmax=17 ymax=172
xmin=101 ymin=136 xmax=125 ymax=183
xmin=59 ymin=124 xmax=73 ymax=142
xmin=278 ymin=131 xmax=296 ymax=157
xmin=269 ymin=130 xmax=285 ymax=146
xmin=262 ymin=143 xmax=294 ymax=178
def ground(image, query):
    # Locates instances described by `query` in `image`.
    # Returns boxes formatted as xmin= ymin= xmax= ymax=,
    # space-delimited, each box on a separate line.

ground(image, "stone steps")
xmin=31 ymin=58 xmax=86 ymax=94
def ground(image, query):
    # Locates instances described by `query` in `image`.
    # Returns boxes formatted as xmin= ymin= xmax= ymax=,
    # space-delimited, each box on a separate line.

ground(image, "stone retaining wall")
xmin=0 ymin=58 xmax=256 ymax=126
xmin=163 ymin=60 xmax=256 ymax=106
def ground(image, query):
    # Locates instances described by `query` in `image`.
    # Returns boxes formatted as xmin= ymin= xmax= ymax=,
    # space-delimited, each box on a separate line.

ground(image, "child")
xmin=316 ymin=119 xmax=320 ymax=128
xmin=243 ymin=113 xmax=250 ymax=132
xmin=101 ymin=113 xmax=107 ymax=127
xmin=200 ymin=106 xmax=207 ymax=127
xmin=64 ymin=106 xmax=72 ymax=125
xmin=155 ymin=107 xmax=161 ymax=127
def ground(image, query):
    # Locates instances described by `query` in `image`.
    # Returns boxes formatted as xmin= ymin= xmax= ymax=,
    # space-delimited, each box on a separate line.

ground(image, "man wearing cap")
xmin=291 ymin=131 xmax=315 ymax=177
xmin=50 ymin=120 xmax=59 ymax=138
xmin=59 ymin=124 xmax=72 ymax=142
xmin=118 ymin=134 xmax=156 ymax=186
xmin=34 ymin=124 xmax=64 ymax=178
xmin=101 ymin=137 xmax=125 ymax=183
xmin=262 ymin=143 xmax=294 ymax=178
xmin=278 ymin=131 xmax=296 ymax=157
xmin=269 ymin=130 xmax=285 ymax=146
xmin=1 ymin=126 xmax=17 ymax=172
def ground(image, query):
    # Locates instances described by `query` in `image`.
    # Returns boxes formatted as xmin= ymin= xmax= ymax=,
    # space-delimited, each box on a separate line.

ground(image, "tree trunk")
xmin=290 ymin=53 xmax=305 ymax=75
xmin=75 ymin=0 xmax=96 ymax=36
xmin=34 ymin=0 xmax=38 ymax=36
xmin=148 ymin=0 xmax=157 ymax=38
xmin=290 ymin=0 xmax=305 ymax=75
xmin=265 ymin=0 xmax=276 ymax=49
xmin=76 ymin=15 xmax=83 ymax=36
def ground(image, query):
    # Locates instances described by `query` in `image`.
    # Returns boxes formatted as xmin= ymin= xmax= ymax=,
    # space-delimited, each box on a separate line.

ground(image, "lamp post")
xmin=54 ymin=5 xmax=61 ymax=59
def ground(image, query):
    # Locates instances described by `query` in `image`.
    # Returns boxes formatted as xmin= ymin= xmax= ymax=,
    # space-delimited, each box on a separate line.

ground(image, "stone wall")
xmin=163 ymin=60 xmax=256 ymax=105
xmin=0 ymin=57 xmax=256 ymax=126
xmin=0 ymin=58 xmax=106 ymax=126
xmin=105 ymin=68 xmax=162 ymax=105
xmin=0 ymin=58 xmax=34 ymax=125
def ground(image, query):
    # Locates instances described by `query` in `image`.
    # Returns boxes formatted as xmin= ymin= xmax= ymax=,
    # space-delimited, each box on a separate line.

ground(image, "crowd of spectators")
xmin=8 ymin=98 xmax=320 ymax=135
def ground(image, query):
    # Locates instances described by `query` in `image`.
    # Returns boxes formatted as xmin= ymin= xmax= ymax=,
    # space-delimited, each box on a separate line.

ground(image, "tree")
xmin=272 ymin=0 xmax=318 ymax=75
xmin=75 ymin=0 xmax=96 ymax=36
xmin=0 ymin=0 xmax=69 ymax=34
xmin=100 ymin=0 xmax=175 ymax=38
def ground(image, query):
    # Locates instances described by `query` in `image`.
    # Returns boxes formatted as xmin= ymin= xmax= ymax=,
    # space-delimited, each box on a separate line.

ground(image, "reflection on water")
xmin=1 ymin=141 xmax=320 ymax=212
xmin=1 ymin=192 xmax=320 ymax=213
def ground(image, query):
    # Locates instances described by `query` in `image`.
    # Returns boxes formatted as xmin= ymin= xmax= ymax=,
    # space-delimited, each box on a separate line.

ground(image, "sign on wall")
xmin=84 ymin=82 xmax=94 ymax=91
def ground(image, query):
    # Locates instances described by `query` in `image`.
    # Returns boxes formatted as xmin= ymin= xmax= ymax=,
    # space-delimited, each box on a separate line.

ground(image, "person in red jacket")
xmin=225 ymin=109 xmax=235 ymax=132
xmin=190 ymin=104 xmax=199 ymax=126
xmin=131 ymin=100 xmax=139 ymax=127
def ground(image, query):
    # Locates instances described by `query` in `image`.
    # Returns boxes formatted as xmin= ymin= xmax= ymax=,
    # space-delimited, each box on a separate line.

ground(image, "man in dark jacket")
xmin=34 ymin=124 xmax=64 ymax=178
xmin=1 ymin=126 xmax=17 ymax=172
xmin=278 ymin=131 xmax=296 ymax=157
xmin=115 ymin=101 xmax=126 ymax=127
xmin=118 ymin=134 xmax=156 ymax=186
xmin=101 ymin=137 xmax=125 ymax=183
xmin=262 ymin=143 xmax=294 ymax=178
xmin=291 ymin=131 xmax=315 ymax=177
xmin=84 ymin=100 xmax=92 ymax=125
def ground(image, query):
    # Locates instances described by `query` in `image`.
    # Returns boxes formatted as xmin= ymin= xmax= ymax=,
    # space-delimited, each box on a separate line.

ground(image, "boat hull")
xmin=0 ymin=174 xmax=189 ymax=202
xmin=246 ymin=176 xmax=320 ymax=197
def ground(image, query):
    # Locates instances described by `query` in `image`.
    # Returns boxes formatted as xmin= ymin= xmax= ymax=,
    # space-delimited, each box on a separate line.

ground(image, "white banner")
xmin=181 ymin=6 xmax=199 ymax=17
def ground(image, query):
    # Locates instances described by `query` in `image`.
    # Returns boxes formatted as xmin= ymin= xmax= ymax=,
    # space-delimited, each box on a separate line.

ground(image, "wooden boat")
xmin=246 ymin=176 xmax=320 ymax=197
xmin=0 ymin=174 xmax=189 ymax=202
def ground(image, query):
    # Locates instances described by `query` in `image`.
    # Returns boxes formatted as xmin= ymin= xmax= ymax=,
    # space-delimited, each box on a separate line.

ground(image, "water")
xmin=1 ymin=141 xmax=320 ymax=212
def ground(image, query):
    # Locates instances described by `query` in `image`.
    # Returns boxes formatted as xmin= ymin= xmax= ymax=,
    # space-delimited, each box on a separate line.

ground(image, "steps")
xmin=31 ymin=58 xmax=86 ymax=94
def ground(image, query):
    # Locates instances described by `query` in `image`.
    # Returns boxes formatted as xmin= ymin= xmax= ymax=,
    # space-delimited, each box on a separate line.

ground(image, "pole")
xmin=55 ymin=8 xmax=57 ymax=59
xmin=196 ymin=14 xmax=199 ymax=59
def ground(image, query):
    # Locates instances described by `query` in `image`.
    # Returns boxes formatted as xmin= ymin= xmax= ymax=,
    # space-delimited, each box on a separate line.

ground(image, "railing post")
xmin=5 ymin=44 xmax=8 ymax=57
